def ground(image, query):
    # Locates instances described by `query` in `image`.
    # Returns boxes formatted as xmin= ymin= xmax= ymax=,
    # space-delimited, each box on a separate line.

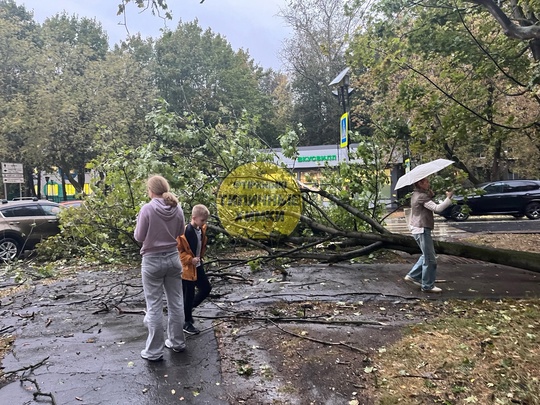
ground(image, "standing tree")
xmin=0 ymin=9 xmax=157 ymax=195
xmin=279 ymin=0 xmax=362 ymax=146
xmin=347 ymin=0 xmax=540 ymax=181
xmin=152 ymin=20 xmax=280 ymax=144
xmin=0 ymin=0 xmax=42 ymax=194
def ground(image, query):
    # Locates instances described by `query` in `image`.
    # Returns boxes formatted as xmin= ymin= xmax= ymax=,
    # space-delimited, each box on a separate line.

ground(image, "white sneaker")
xmin=404 ymin=275 xmax=421 ymax=287
xmin=422 ymin=286 xmax=442 ymax=293
xmin=165 ymin=339 xmax=185 ymax=353
xmin=140 ymin=351 xmax=163 ymax=362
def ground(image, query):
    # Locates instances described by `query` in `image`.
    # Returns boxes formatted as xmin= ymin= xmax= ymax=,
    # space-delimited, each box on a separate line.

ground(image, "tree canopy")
xmin=348 ymin=0 xmax=540 ymax=181
xmin=0 ymin=1 xmax=287 ymax=196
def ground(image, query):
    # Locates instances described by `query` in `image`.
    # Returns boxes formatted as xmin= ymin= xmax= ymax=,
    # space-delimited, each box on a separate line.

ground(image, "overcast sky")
xmin=14 ymin=0 xmax=291 ymax=70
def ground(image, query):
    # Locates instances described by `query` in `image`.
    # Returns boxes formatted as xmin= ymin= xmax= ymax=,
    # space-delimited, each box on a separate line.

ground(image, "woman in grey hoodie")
xmin=134 ymin=175 xmax=186 ymax=361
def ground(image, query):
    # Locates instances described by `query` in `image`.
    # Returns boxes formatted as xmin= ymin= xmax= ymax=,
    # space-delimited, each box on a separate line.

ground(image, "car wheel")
xmin=450 ymin=205 xmax=469 ymax=221
xmin=525 ymin=202 xmax=540 ymax=220
xmin=0 ymin=238 xmax=21 ymax=261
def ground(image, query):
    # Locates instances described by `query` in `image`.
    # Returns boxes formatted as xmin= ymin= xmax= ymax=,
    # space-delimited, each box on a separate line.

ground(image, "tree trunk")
xmin=468 ymin=0 xmax=540 ymax=49
xmin=210 ymin=219 xmax=540 ymax=274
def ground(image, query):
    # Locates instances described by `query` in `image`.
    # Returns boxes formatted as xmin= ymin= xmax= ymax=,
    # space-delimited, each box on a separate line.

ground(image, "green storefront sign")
xmin=297 ymin=155 xmax=337 ymax=163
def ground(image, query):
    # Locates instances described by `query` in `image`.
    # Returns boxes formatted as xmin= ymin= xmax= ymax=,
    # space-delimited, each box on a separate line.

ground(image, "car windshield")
xmin=42 ymin=204 xmax=61 ymax=215
xmin=481 ymin=183 xmax=505 ymax=194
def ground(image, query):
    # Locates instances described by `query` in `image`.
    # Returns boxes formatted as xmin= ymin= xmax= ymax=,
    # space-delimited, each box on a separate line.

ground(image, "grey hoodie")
xmin=134 ymin=198 xmax=185 ymax=256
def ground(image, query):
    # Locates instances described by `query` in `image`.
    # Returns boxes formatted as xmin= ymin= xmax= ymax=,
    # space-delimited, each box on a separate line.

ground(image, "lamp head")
xmin=328 ymin=67 xmax=351 ymax=87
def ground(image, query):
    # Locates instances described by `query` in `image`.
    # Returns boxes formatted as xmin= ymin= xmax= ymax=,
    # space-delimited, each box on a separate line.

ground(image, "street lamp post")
xmin=45 ymin=176 xmax=50 ymax=201
xmin=329 ymin=67 xmax=354 ymax=154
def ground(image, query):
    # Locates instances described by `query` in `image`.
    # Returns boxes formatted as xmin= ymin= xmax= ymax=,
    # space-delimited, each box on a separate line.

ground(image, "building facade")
xmin=271 ymin=144 xmax=404 ymax=208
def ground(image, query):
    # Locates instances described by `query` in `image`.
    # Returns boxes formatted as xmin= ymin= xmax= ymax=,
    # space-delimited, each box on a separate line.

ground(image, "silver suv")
xmin=0 ymin=199 xmax=61 ymax=260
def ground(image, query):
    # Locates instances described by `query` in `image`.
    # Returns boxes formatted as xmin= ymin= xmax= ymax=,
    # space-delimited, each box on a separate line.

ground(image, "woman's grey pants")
xmin=140 ymin=250 xmax=185 ymax=360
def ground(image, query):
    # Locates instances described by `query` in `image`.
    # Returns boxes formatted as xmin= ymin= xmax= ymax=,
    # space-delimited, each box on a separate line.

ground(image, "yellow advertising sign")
xmin=217 ymin=163 xmax=302 ymax=239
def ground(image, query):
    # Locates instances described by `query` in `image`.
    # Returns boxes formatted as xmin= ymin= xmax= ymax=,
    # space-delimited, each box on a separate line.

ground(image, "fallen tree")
xmin=208 ymin=184 xmax=540 ymax=274
xmin=209 ymin=222 xmax=540 ymax=274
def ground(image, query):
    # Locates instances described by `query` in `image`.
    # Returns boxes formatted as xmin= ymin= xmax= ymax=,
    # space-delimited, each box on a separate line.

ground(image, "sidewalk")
xmin=0 ymin=270 xmax=227 ymax=405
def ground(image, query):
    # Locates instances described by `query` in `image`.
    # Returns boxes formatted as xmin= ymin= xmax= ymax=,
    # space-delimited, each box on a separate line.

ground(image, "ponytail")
xmin=162 ymin=191 xmax=178 ymax=207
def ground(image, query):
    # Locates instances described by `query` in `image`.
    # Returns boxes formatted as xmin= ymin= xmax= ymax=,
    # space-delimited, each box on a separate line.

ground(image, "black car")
xmin=0 ymin=199 xmax=61 ymax=260
xmin=441 ymin=180 xmax=540 ymax=221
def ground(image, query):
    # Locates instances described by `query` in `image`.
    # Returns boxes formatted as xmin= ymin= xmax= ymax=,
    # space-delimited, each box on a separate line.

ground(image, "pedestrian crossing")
xmin=384 ymin=216 xmax=466 ymax=238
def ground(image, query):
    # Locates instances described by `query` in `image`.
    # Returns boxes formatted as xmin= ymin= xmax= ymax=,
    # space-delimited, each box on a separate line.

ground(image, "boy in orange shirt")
xmin=177 ymin=204 xmax=211 ymax=335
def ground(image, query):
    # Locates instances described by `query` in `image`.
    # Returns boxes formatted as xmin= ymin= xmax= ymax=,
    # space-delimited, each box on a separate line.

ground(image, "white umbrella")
xmin=394 ymin=159 xmax=455 ymax=191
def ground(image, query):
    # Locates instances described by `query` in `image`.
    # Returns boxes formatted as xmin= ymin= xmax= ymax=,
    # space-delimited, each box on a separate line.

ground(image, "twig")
xmin=20 ymin=377 xmax=57 ymax=404
xmin=82 ymin=323 xmax=99 ymax=333
xmin=4 ymin=356 xmax=50 ymax=377
xmin=0 ymin=325 xmax=15 ymax=334
xmin=0 ymin=282 xmax=20 ymax=289
xmin=34 ymin=391 xmax=56 ymax=403
xmin=92 ymin=303 xmax=110 ymax=314
xmin=112 ymin=304 xmax=145 ymax=315
xmin=267 ymin=319 xmax=368 ymax=354
xmin=237 ymin=314 xmax=386 ymax=326
xmin=392 ymin=373 xmax=443 ymax=380
xmin=205 ymin=271 xmax=253 ymax=283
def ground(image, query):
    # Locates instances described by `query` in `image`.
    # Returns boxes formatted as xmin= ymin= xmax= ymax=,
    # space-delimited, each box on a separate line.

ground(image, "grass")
xmin=372 ymin=299 xmax=540 ymax=404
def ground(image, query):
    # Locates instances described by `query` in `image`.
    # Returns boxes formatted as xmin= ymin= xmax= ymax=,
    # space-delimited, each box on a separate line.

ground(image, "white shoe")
xmin=404 ymin=275 xmax=421 ymax=287
xmin=422 ymin=286 xmax=442 ymax=293
xmin=165 ymin=339 xmax=185 ymax=353
xmin=140 ymin=351 xmax=163 ymax=362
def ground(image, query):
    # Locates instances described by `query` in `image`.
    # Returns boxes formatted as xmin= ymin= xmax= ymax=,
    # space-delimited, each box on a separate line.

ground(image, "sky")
xmin=14 ymin=0 xmax=292 ymax=70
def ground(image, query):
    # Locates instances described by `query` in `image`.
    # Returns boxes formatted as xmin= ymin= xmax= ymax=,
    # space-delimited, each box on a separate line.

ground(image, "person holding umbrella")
xmin=394 ymin=159 xmax=455 ymax=293
xmin=404 ymin=176 xmax=453 ymax=292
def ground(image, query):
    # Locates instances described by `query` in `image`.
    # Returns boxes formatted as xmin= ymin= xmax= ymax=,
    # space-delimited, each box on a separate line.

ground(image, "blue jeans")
xmin=141 ymin=250 xmax=185 ymax=359
xmin=407 ymin=228 xmax=437 ymax=290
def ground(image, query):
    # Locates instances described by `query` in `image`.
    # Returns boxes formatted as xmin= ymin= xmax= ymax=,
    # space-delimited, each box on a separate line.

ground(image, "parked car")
xmin=59 ymin=200 xmax=83 ymax=208
xmin=441 ymin=180 xmax=540 ymax=221
xmin=0 ymin=199 xmax=61 ymax=261
xmin=12 ymin=197 xmax=39 ymax=201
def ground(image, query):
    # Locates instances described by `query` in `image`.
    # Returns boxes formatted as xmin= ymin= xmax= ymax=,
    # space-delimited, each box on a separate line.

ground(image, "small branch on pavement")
xmin=0 ymin=282 xmax=20 ymax=289
xmin=92 ymin=303 xmax=110 ymax=314
xmin=237 ymin=314 xmax=387 ymax=326
xmin=0 ymin=325 xmax=15 ymax=334
xmin=267 ymin=319 xmax=368 ymax=354
xmin=205 ymin=271 xmax=253 ymax=283
xmin=112 ymin=305 xmax=145 ymax=315
xmin=82 ymin=322 xmax=99 ymax=333
xmin=392 ymin=372 xmax=443 ymax=380
xmin=20 ymin=377 xmax=57 ymax=404
xmin=4 ymin=356 xmax=50 ymax=377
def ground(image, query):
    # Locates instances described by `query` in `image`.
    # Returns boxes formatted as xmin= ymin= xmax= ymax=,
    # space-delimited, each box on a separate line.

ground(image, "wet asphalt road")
xmin=449 ymin=217 xmax=540 ymax=233
xmin=0 ymin=271 xmax=228 ymax=405
xmin=1 ymin=259 xmax=539 ymax=404
xmin=386 ymin=212 xmax=539 ymax=238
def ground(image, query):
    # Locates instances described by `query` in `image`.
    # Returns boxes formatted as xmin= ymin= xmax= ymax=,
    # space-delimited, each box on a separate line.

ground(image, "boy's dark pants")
xmin=183 ymin=265 xmax=212 ymax=324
